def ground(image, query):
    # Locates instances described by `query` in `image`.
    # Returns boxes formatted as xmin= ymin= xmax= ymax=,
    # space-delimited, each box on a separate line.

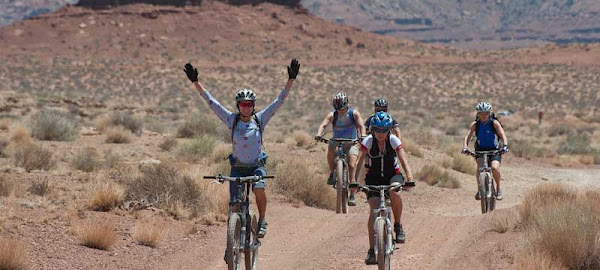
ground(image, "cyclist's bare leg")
xmin=348 ymin=153 xmax=358 ymax=196
xmin=389 ymin=190 xmax=403 ymax=223
xmin=475 ymin=158 xmax=484 ymax=185
xmin=253 ymin=188 xmax=267 ymax=220
xmin=367 ymin=198 xmax=379 ymax=249
xmin=491 ymin=160 xmax=501 ymax=190
xmin=327 ymin=147 xmax=335 ymax=172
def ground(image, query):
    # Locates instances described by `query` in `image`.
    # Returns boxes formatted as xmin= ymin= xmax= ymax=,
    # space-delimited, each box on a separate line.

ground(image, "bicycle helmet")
xmin=374 ymin=98 xmax=388 ymax=108
xmin=333 ymin=93 xmax=348 ymax=110
xmin=370 ymin=111 xmax=394 ymax=129
xmin=475 ymin=102 xmax=492 ymax=112
xmin=235 ymin=88 xmax=257 ymax=103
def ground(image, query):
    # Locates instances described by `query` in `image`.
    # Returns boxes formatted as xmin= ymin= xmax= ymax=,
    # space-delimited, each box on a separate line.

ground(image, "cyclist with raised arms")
xmin=461 ymin=102 xmax=509 ymax=200
xmin=315 ymin=93 xmax=366 ymax=206
xmin=350 ymin=112 xmax=414 ymax=265
xmin=183 ymin=59 xmax=300 ymax=239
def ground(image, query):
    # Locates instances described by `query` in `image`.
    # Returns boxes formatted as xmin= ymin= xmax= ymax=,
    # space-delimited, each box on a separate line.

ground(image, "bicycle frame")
xmin=467 ymin=150 xmax=503 ymax=214
xmin=373 ymin=188 xmax=395 ymax=257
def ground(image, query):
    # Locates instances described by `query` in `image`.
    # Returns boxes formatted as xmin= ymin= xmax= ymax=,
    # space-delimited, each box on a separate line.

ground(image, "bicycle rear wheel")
xmin=244 ymin=212 xmax=259 ymax=270
xmin=478 ymin=173 xmax=488 ymax=214
xmin=336 ymin=159 xmax=344 ymax=214
xmin=341 ymin=163 xmax=349 ymax=214
xmin=375 ymin=218 xmax=390 ymax=270
xmin=227 ymin=213 xmax=242 ymax=270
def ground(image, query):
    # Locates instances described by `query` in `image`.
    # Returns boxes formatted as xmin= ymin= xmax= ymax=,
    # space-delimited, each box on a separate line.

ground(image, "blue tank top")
xmin=332 ymin=109 xmax=358 ymax=139
xmin=476 ymin=120 xmax=499 ymax=150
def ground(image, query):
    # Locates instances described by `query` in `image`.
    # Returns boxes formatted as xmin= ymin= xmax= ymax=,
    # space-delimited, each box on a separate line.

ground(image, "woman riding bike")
xmin=350 ymin=112 xmax=414 ymax=265
xmin=183 ymin=59 xmax=300 ymax=238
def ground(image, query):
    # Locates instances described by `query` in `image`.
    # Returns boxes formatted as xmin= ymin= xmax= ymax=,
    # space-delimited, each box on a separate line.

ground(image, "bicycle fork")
xmin=373 ymin=210 xmax=394 ymax=257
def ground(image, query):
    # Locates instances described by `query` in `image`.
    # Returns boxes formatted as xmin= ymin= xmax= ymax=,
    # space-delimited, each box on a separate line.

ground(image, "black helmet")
xmin=374 ymin=98 xmax=388 ymax=108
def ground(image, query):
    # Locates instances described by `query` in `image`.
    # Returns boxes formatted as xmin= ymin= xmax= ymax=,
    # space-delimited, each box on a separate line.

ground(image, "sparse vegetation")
xmin=274 ymin=158 xmax=335 ymax=210
xmin=12 ymin=143 xmax=56 ymax=172
xmin=178 ymin=135 xmax=217 ymax=160
xmin=0 ymin=237 xmax=28 ymax=270
xmin=293 ymin=131 xmax=313 ymax=147
xmin=491 ymin=210 xmax=516 ymax=233
xmin=158 ymin=137 xmax=178 ymax=152
xmin=416 ymin=164 xmax=460 ymax=188
xmin=134 ymin=221 xmax=166 ymax=248
xmin=88 ymin=181 xmax=124 ymax=212
xmin=402 ymin=138 xmax=424 ymax=158
xmin=74 ymin=218 xmax=117 ymax=250
xmin=0 ymin=176 xmax=13 ymax=197
xmin=557 ymin=133 xmax=595 ymax=154
xmin=451 ymin=153 xmax=477 ymax=175
xmin=29 ymin=110 xmax=78 ymax=141
xmin=71 ymin=147 xmax=100 ymax=172
xmin=103 ymin=150 xmax=121 ymax=169
xmin=548 ymin=124 xmax=572 ymax=137
xmin=211 ymin=143 xmax=231 ymax=163
xmin=519 ymin=183 xmax=577 ymax=226
xmin=105 ymin=126 xmax=132 ymax=144
xmin=0 ymin=118 xmax=12 ymax=131
xmin=176 ymin=113 xmax=228 ymax=140
xmin=0 ymin=137 xmax=8 ymax=157
xmin=10 ymin=127 xmax=31 ymax=145
xmin=108 ymin=111 xmax=143 ymax=134
xmin=27 ymin=178 xmax=49 ymax=196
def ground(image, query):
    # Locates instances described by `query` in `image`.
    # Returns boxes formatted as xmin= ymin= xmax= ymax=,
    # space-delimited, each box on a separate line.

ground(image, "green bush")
xmin=29 ymin=110 xmax=78 ymax=141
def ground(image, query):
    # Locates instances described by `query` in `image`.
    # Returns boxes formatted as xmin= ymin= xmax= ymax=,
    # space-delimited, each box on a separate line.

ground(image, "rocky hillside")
xmin=302 ymin=0 xmax=600 ymax=49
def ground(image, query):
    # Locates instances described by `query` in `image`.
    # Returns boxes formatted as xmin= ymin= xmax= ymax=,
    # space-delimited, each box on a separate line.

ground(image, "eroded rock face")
xmin=74 ymin=0 xmax=301 ymax=8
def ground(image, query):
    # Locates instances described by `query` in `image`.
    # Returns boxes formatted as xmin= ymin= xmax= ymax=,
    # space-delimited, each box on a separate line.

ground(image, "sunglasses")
xmin=371 ymin=127 xmax=390 ymax=133
xmin=239 ymin=102 xmax=254 ymax=108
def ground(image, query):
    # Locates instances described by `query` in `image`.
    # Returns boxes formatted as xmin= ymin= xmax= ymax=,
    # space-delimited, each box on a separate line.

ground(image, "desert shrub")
xmin=134 ymin=221 xmax=166 ymax=248
xmin=0 ymin=176 xmax=13 ymax=197
xmin=0 ymin=137 xmax=8 ymax=157
xmin=12 ymin=143 xmax=56 ymax=172
xmin=88 ymin=181 xmax=124 ymax=212
xmin=519 ymin=183 xmax=577 ymax=227
xmin=512 ymin=139 xmax=551 ymax=159
xmin=176 ymin=113 xmax=228 ymax=140
xmin=0 ymin=237 xmax=27 ymax=270
xmin=548 ymin=124 xmax=572 ymax=137
xmin=71 ymin=147 xmax=100 ymax=172
xmin=158 ymin=137 xmax=178 ymax=152
xmin=402 ymin=137 xmax=424 ymax=158
xmin=273 ymin=158 xmax=335 ymax=210
xmin=178 ymin=135 xmax=217 ymax=160
xmin=29 ymin=110 xmax=78 ymax=141
xmin=491 ymin=210 xmax=516 ymax=233
xmin=415 ymin=164 xmax=460 ymax=188
xmin=74 ymin=218 xmax=117 ymax=250
xmin=0 ymin=118 xmax=12 ymax=131
xmin=557 ymin=133 xmax=595 ymax=154
xmin=516 ymin=252 xmax=567 ymax=270
xmin=27 ymin=178 xmax=49 ymax=196
xmin=105 ymin=126 xmax=131 ymax=144
xmin=293 ymin=131 xmax=313 ymax=147
xmin=211 ymin=144 xmax=231 ymax=164
xmin=451 ymin=153 xmax=477 ymax=175
xmin=10 ymin=127 xmax=31 ymax=145
xmin=109 ymin=111 xmax=143 ymax=134
xmin=103 ymin=150 xmax=122 ymax=169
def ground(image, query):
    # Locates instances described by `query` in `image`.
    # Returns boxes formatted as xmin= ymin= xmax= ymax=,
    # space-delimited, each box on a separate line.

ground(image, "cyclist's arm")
xmin=256 ymin=81 xmax=293 ymax=127
xmin=396 ymin=147 xmax=413 ymax=180
xmin=393 ymin=126 xmax=402 ymax=141
xmin=351 ymin=147 xmax=367 ymax=184
xmin=198 ymin=86 xmax=234 ymax=127
xmin=463 ymin=121 xmax=476 ymax=149
xmin=494 ymin=120 xmax=508 ymax=146
xmin=353 ymin=110 xmax=367 ymax=137
xmin=316 ymin=112 xmax=333 ymax=137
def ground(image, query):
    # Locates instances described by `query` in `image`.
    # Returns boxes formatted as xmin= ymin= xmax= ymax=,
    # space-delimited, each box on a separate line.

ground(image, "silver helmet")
xmin=475 ymin=101 xmax=492 ymax=112
xmin=333 ymin=92 xmax=348 ymax=110
xmin=235 ymin=88 xmax=257 ymax=102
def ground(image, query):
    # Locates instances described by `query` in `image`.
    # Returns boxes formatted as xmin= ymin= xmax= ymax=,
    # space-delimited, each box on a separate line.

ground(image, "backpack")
xmin=231 ymin=113 xmax=263 ymax=145
xmin=474 ymin=113 xmax=502 ymax=138
xmin=332 ymin=108 xmax=356 ymax=128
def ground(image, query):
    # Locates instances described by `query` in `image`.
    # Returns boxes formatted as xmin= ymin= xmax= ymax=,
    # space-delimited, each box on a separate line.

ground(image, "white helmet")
xmin=476 ymin=102 xmax=492 ymax=112
xmin=235 ymin=88 xmax=257 ymax=103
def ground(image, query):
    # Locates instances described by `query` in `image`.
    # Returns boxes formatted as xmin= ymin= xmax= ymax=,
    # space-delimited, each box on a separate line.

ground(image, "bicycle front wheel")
xmin=375 ymin=218 xmax=390 ymax=270
xmin=341 ymin=162 xmax=349 ymax=214
xmin=336 ymin=159 xmax=344 ymax=214
xmin=478 ymin=173 xmax=488 ymax=214
xmin=244 ymin=212 xmax=259 ymax=270
xmin=227 ymin=213 xmax=242 ymax=270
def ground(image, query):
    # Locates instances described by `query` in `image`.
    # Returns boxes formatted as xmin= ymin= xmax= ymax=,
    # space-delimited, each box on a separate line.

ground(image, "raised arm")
xmin=256 ymin=59 xmax=300 ymax=126
xmin=184 ymin=63 xmax=233 ymax=126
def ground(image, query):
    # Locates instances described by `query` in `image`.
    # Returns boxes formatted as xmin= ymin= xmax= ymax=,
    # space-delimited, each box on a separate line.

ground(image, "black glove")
xmin=287 ymin=58 xmax=300 ymax=80
xmin=183 ymin=63 xmax=198 ymax=83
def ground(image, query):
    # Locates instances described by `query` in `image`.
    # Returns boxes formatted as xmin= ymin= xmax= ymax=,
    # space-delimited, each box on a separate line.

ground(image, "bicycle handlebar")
xmin=465 ymin=149 xmax=505 ymax=157
xmin=315 ymin=136 xmax=360 ymax=144
xmin=203 ymin=174 xmax=275 ymax=183
xmin=349 ymin=183 xmax=403 ymax=192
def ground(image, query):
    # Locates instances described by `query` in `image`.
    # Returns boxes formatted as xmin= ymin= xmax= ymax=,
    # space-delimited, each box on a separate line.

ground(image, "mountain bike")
xmin=350 ymin=182 xmax=412 ymax=270
xmin=204 ymin=174 xmax=274 ymax=270
xmin=465 ymin=150 xmax=504 ymax=214
xmin=316 ymin=136 xmax=359 ymax=214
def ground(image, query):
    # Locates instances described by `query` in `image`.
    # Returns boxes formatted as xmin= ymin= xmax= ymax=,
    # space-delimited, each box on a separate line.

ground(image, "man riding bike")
xmin=183 ymin=59 xmax=300 ymax=239
xmin=315 ymin=93 xmax=366 ymax=207
xmin=350 ymin=112 xmax=414 ymax=265
xmin=461 ymin=102 xmax=509 ymax=200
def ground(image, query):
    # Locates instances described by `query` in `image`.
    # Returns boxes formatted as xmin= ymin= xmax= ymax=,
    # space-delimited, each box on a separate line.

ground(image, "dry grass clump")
xmin=105 ymin=126 xmax=132 ymax=144
xmin=10 ymin=127 xmax=31 ymax=145
xmin=29 ymin=110 xmax=78 ymax=141
xmin=103 ymin=150 xmax=121 ymax=169
xmin=273 ymin=157 xmax=335 ymax=210
xmin=451 ymin=153 xmax=477 ymax=175
xmin=176 ymin=113 xmax=228 ymax=140
xmin=548 ymin=124 xmax=572 ymax=137
xmin=27 ymin=178 xmax=49 ymax=196
xmin=415 ymin=164 xmax=460 ymax=189
xmin=74 ymin=218 xmax=117 ymax=250
xmin=402 ymin=138 xmax=424 ymax=158
xmin=293 ymin=131 xmax=313 ymax=147
xmin=158 ymin=137 xmax=178 ymax=152
xmin=211 ymin=143 xmax=231 ymax=163
xmin=0 ymin=237 xmax=28 ymax=270
xmin=0 ymin=118 xmax=12 ymax=131
xmin=0 ymin=137 xmax=9 ymax=158
xmin=490 ymin=210 xmax=517 ymax=233
xmin=107 ymin=112 xmax=143 ymax=134
xmin=519 ymin=183 xmax=577 ymax=226
xmin=124 ymin=163 xmax=200 ymax=214
xmin=88 ymin=181 xmax=124 ymax=212
xmin=512 ymin=139 xmax=552 ymax=159
xmin=0 ymin=176 xmax=13 ymax=197
xmin=12 ymin=143 xmax=56 ymax=172
xmin=178 ymin=135 xmax=217 ymax=160
xmin=71 ymin=147 xmax=100 ymax=172
xmin=557 ymin=133 xmax=595 ymax=155
xmin=134 ymin=220 xmax=166 ymax=248
xmin=516 ymin=252 xmax=567 ymax=270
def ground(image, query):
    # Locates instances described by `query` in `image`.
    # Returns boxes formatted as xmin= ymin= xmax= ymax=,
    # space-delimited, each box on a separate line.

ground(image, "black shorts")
xmin=474 ymin=148 xmax=502 ymax=166
xmin=364 ymin=173 xmax=405 ymax=199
